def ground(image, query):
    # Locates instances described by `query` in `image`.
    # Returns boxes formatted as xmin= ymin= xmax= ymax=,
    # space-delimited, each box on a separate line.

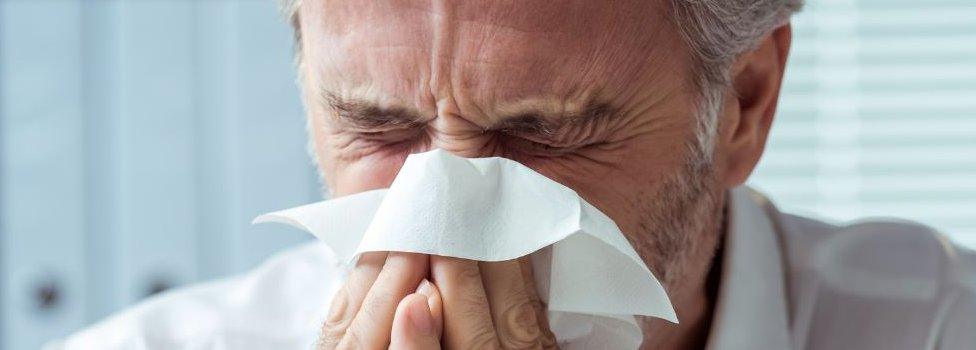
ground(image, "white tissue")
xmin=254 ymin=149 xmax=676 ymax=349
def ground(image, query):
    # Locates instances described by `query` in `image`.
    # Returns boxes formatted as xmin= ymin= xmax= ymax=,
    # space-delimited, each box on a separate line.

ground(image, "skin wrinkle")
xmin=325 ymin=96 xmax=427 ymax=130
xmin=495 ymin=105 xmax=618 ymax=149
xmin=277 ymin=0 xmax=802 ymax=348
xmin=310 ymin=2 xmax=688 ymax=132
xmin=325 ymin=89 xmax=632 ymax=157
xmin=297 ymin=2 xmax=766 ymax=348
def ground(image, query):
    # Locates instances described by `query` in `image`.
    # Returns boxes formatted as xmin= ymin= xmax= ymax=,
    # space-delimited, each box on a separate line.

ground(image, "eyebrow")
xmin=321 ymin=90 xmax=617 ymax=134
xmin=323 ymin=91 xmax=427 ymax=129
xmin=491 ymin=101 xmax=616 ymax=136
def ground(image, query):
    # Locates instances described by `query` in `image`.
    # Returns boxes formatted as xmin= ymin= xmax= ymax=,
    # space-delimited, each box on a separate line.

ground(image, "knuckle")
xmin=456 ymin=261 xmax=483 ymax=282
xmin=499 ymin=303 xmax=541 ymax=349
xmin=362 ymin=288 xmax=397 ymax=318
xmin=358 ymin=303 xmax=383 ymax=325
xmin=466 ymin=327 xmax=502 ymax=350
xmin=499 ymin=336 xmax=539 ymax=350
xmin=500 ymin=341 xmax=540 ymax=350
xmin=314 ymin=329 xmax=339 ymax=350
xmin=317 ymin=325 xmax=345 ymax=349
xmin=315 ymin=337 xmax=337 ymax=350
xmin=336 ymin=326 xmax=366 ymax=350
xmin=504 ymin=301 xmax=539 ymax=332
xmin=386 ymin=252 xmax=427 ymax=275
xmin=320 ymin=290 xmax=354 ymax=345
xmin=539 ymin=328 xmax=559 ymax=350
xmin=459 ymin=288 xmax=488 ymax=310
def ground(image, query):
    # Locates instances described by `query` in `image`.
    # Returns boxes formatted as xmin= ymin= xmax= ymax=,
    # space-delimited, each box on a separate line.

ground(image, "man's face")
xmin=299 ymin=0 xmax=723 ymax=284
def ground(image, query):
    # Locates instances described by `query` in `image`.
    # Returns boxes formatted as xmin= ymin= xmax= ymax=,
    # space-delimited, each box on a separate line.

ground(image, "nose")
xmin=422 ymin=105 xmax=499 ymax=158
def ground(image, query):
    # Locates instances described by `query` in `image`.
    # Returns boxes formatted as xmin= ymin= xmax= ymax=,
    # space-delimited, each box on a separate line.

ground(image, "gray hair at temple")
xmin=277 ymin=0 xmax=803 ymax=162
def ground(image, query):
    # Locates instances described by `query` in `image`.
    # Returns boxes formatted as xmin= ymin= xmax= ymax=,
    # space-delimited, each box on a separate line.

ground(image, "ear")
xmin=715 ymin=24 xmax=793 ymax=188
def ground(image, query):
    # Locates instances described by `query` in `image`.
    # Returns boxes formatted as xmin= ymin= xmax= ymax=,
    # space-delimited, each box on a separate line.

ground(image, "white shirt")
xmin=49 ymin=187 xmax=976 ymax=349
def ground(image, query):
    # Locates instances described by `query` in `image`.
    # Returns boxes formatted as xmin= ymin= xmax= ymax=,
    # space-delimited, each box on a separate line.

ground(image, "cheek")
xmin=308 ymin=111 xmax=408 ymax=196
xmin=539 ymin=162 xmax=651 ymax=237
xmin=327 ymin=151 xmax=409 ymax=197
xmin=526 ymin=134 xmax=690 ymax=237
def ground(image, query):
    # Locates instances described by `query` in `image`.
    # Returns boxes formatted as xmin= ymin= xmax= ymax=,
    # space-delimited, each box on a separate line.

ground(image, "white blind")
xmin=748 ymin=0 xmax=976 ymax=249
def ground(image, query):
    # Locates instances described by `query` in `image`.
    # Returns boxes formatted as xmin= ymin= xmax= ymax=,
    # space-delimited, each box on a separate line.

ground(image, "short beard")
xmin=630 ymin=138 xmax=722 ymax=290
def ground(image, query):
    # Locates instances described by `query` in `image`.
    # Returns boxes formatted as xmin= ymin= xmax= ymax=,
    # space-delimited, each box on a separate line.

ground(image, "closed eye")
xmin=348 ymin=125 xmax=427 ymax=147
xmin=498 ymin=132 xmax=594 ymax=157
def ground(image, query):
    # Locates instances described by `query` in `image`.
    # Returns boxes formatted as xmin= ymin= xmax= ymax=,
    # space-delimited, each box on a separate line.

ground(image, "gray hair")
xmin=671 ymin=0 xmax=803 ymax=161
xmin=279 ymin=0 xmax=803 ymax=161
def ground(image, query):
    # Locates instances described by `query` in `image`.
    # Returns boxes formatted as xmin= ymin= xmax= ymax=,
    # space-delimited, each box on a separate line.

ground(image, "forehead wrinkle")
xmin=443 ymin=5 xmax=682 ymax=125
xmin=306 ymin=0 xmax=685 ymax=133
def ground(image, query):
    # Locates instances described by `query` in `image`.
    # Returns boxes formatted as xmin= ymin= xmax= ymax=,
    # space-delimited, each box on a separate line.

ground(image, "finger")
xmin=319 ymin=252 xmax=388 ymax=349
xmin=415 ymin=279 xmax=443 ymax=337
xmin=430 ymin=256 xmax=500 ymax=349
xmin=481 ymin=260 xmax=542 ymax=349
xmin=519 ymin=258 xmax=557 ymax=349
xmin=341 ymin=252 xmax=429 ymax=350
xmin=390 ymin=293 xmax=442 ymax=350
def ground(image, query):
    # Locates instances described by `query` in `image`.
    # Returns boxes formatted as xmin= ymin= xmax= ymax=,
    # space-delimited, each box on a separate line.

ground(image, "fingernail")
xmin=416 ymin=279 xmax=434 ymax=297
xmin=409 ymin=295 xmax=434 ymax=335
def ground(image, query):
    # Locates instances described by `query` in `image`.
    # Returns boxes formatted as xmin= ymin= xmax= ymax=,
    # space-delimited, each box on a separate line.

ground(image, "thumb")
xmin=390 ymin=280 xmax=442 ymax=350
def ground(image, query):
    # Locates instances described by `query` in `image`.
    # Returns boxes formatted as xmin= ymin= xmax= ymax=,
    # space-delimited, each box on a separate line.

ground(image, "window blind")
xmin=748 ymin=0 xmax=976 ymax=249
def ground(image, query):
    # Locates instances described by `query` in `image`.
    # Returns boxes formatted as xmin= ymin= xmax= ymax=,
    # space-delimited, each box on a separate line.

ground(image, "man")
xmin=52 ymin=0 xmax=975 ymax=349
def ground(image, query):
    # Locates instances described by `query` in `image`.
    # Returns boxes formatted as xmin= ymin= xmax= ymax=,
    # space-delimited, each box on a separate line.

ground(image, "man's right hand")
xmin=317 ymin=251 xmax=557 ymax=350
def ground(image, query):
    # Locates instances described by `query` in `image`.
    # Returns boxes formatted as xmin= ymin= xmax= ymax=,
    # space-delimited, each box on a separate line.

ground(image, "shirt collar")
xmin=705 ymin=186 xmax=792 ymax=350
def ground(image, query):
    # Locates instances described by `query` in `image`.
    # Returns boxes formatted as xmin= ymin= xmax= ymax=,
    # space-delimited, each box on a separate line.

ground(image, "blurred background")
xmin=0 ymin=0 xmax=973 ymax=349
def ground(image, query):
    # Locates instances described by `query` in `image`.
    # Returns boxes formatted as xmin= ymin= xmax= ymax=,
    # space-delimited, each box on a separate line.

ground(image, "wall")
xmin=0 ymin=1 xmax=320 ymax=349
xmin=747 ymin=0 xmax=976 ymax=248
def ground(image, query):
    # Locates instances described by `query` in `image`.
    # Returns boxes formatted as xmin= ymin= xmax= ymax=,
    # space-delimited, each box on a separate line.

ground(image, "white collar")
xmin=705 ymin=187 xmax=792 ymax=350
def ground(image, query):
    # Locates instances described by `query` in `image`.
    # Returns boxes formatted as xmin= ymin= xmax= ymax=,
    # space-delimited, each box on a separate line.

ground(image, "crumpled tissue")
xmin=254 ymin=149 xmax=677 ymax=349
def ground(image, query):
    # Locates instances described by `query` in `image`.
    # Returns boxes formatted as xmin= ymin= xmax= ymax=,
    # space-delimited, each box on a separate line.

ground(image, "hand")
xmin=421 ymin=256 xmax=558 ymax=349
xmin=317 ymin=253 xmax=558 ymax=349
xmin=390 ymin=276 xmax=443 ymax=350
xmin=318 ymin=252 xmax=438 ymax=349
